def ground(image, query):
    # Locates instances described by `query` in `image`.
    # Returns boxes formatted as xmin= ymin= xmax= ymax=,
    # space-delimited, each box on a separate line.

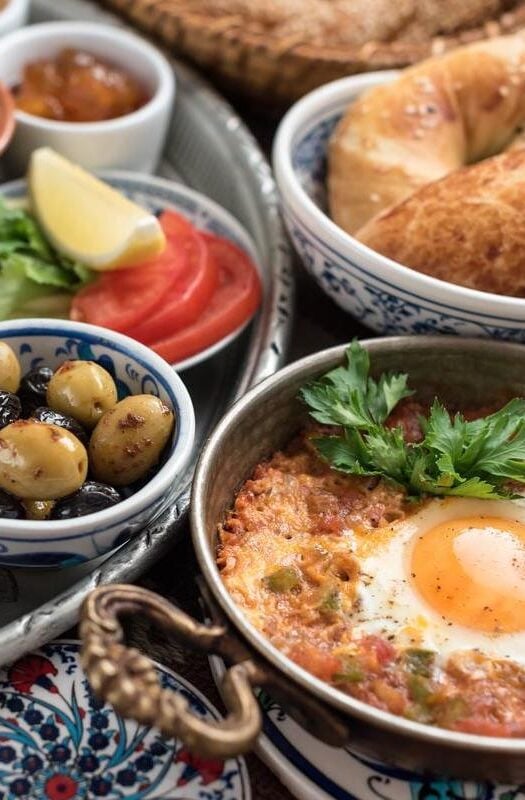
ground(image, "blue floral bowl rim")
xmin=272 ymin=70 xmax=525 ymax=315
xmin=0 ymin=318 xmax=195 ymax=538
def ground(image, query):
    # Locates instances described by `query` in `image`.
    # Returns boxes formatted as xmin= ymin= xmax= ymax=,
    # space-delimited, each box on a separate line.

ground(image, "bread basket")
xmin=98 ymin=0 xmax=525 ymax=107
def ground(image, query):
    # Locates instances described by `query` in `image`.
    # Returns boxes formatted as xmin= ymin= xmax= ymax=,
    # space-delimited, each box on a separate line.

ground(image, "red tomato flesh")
xmin=149 ymin=232 xmax=261 ymax=364
xmin=127 ymin=211 xmax=219 ymax=343
xmin=158 ymin=208 xmax=191 ymax=238
xmin=288 ymin=643 xmax=342 ymax=683
xmin=70 ymin=233 xmax=188 ymax=333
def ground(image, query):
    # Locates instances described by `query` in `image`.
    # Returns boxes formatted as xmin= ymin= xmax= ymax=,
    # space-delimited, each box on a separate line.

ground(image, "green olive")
xmin=23 ymin=499 xmax=55 ymax=520
xmin=47 ymin=360 xmax=117 ymax=428
xmin=0 ymin=342 xmax=20 ymax=393
xmin=89 ymin=394 xmax=174 ymax=486
xmin=0 ymin=421 xmax=88 ymax=500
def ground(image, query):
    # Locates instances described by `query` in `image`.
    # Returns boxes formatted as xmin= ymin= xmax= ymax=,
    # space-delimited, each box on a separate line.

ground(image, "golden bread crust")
xmin=356 ymin=147 xmax=525 ymax=296
xmin=329 ymin=34 xmax=525 ymax=233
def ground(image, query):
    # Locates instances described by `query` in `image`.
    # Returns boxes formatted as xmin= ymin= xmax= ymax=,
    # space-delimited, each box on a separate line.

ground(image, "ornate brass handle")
xmin=80 ymin=584 xmax=262 ymax=759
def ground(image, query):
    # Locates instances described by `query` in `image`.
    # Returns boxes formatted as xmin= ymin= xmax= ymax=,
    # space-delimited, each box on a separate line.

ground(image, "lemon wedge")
xmin=29 ymin=148 xmax=166 ymax=270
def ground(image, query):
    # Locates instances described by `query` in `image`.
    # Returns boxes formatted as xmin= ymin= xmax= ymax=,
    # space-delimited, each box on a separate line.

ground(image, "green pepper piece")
xmin=333 ymin=656 xmax=364 ymax=684
xmin=264 ymin=567 xmax=301 ymax=593
xmin=407 ymin=674 xmax=431 ymax=704
xmin=319 ymin=588 xmax=341 ymax=616
xmin=404 ymin=648 xmax=436 ymax=678
xmin=405 ymin=673 xmax=434 ymax=724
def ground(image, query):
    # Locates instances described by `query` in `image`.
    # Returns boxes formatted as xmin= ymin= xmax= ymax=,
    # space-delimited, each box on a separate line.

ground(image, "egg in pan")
xmin=351 ymin=496 xmax=525 ymax=659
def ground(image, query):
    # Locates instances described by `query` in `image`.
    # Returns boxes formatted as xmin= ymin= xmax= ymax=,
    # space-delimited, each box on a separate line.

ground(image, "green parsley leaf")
xmin=300 ymin=340 xmax=525 ymax=500
xmin=300 ymin=340 xmax=412 ymax=430
xmin=313 ymin=430 xmax=379 ymax=476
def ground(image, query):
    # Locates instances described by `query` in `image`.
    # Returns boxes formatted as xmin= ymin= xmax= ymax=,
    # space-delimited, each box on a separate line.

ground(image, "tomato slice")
xmin=158 ymin=208 xmax=191 ymax=238
xmin=149 ymin=232 xmax=262 ymax=364
xmin=70 ymin=235 xmax=189 ymax=333
xmin=127 ymin=212 xmax=219 ymax=343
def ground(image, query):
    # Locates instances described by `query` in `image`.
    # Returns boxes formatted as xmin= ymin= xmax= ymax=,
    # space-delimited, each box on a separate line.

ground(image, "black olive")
xmin=20 ymin=365 xmax=53 ymax=397
xmin=19 ymin=393 xmax=42 ymax=418
xmin=19 ymin=366 xmax=54 ymax=417
xmin=50 ymin=481 xmax=123 ymax=520
xmin=0 ymin=391 xmax=21 ymax=429
xmin=0 ymin=489 xmax=24 ymax=519
xmin=31 ymin=406 xmax=89 ymax=446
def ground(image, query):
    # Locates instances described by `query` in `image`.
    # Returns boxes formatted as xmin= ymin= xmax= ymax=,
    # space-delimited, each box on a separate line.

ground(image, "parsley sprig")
xmin=300 ymin=341 xmax=525 ymax=500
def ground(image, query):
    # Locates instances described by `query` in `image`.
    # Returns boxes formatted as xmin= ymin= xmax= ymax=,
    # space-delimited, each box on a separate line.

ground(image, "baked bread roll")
xmin=329 ymin=34 xmax=525 ymax=234
xmin=356 ymin=147 xmax=525 ymax=296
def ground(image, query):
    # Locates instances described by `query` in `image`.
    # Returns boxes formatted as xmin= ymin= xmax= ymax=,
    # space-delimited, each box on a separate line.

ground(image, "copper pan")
xmin=81 ymin=336 xmax=525 ymax=781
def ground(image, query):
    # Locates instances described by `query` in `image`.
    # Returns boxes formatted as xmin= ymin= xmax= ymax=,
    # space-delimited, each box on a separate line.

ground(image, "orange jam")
xmin=14 ymin=48 xmax=148 ymax=123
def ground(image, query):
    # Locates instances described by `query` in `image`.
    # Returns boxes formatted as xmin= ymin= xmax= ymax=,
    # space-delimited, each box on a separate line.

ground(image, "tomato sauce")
xmin=218 ymin=404 xmax=525 ymax=737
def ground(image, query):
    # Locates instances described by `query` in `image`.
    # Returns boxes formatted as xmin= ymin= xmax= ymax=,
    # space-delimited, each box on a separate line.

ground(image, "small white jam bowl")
xmin=0 ymin=21 xmax=175 ymax=174
xmin=0 ymin=0 xmax=29 ymax=38
xmin=0 ymin=318 xmax=195 ymax=568
xmin=273 ymin=72 xmax=525 ymax=342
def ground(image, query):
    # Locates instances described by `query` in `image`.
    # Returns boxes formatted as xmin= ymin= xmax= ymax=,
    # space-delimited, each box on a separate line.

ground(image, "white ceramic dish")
xmin=1 ymin=170 xmax=263 ymax=372
xmin=0 ymin=21 xmax=175 ymax=174
xmin=273 ymin=72 xmax=525 ymax=341
xmin=0 ymin=0 xmax=29 ymax=37
xmin=0 ymin=318 xmax=195 ymax=568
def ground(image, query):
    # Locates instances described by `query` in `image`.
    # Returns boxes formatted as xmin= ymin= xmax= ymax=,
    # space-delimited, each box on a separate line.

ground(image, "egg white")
xmin=346 ymin=496 xmax=525 ymax=664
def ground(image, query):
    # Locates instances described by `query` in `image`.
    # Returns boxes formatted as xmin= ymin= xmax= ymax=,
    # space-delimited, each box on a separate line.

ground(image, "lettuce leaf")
xmin=0 ymin=198 xmax=93 ymax=319
xmin=0 ymin=260 xmax=72 ymax=319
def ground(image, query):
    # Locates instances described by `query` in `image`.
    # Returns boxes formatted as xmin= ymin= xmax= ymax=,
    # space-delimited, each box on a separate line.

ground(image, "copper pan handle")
xmin=80 ymin=584 xmax=262 ymax=759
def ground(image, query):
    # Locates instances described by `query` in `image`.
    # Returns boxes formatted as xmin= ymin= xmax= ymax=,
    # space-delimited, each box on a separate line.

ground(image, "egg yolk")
xmin=410 ymin=516 xmax=525 ymax=633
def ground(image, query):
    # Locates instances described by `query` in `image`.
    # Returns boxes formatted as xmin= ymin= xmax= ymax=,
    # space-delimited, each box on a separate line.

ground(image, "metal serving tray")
xmin=0 ymin=0 xmax=293 ymax=665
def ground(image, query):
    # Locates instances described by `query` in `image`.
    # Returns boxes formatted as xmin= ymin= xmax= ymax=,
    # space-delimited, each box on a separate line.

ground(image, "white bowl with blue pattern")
xmin=273 ymin=72 xmax=525 ymax=341
xmin=0 ymin=318 xmax=195 ymax=568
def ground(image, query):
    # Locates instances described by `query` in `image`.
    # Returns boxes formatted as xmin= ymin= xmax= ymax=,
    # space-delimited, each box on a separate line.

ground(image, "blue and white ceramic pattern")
xmin=255 ymin=689 xmax=523 ymax=800
xmin=0 ymin=173 xmax=262 ymax=372
xmin=273 ymin=72 xmax=525 ymax=341
xmin=0 ymin=319 xmax=195 ymax=568
xmin=0 ymin=641 xmax=250 ymax=799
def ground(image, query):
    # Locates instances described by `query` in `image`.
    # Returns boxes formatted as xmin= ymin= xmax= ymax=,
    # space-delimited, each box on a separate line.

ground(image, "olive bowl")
xmin=81 ymin=337 xmax=525 ymax=782
xmin=0 ymin=318 xmax=195 ymax=568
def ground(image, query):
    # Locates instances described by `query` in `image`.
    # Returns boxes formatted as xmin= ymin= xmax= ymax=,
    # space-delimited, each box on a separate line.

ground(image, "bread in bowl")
xmin=328 ymin=33 xmax=525 ymax=234
xmin=356 ymin=147 xmax=525 ymax=296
